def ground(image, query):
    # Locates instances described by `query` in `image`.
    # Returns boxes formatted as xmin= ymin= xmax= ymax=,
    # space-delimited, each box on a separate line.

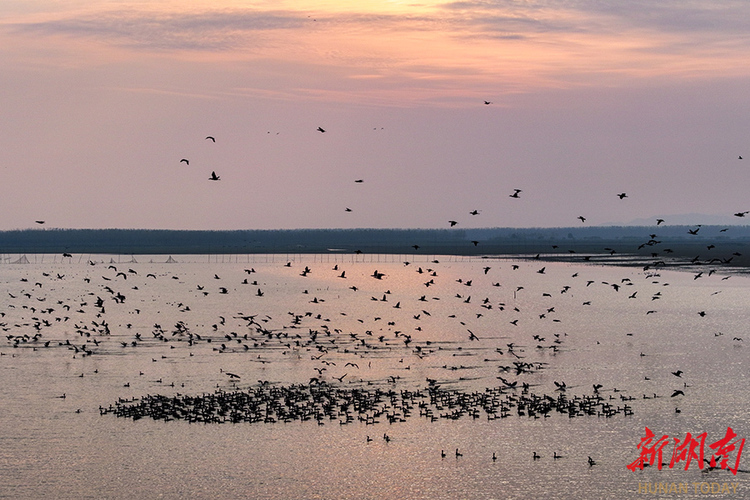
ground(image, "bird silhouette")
xmin=180 ymin=159 xmax=189 ymax=165
xmin=317 ymin=127 xmax=326 ymax=133
xmin=209 ymin=171 xmax=220 ymax=181
xmin=205 ymin=136 xmax=215 ymax=142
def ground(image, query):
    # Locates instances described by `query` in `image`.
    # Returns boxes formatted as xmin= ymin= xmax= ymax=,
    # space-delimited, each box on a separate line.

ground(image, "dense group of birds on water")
xmin=100 ymin=380 xmax=633 ymax=424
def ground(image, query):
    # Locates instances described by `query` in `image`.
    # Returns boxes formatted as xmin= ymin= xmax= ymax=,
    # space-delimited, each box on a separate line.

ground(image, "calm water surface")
xmin=1 ymin=254 xmax=748 ymax=499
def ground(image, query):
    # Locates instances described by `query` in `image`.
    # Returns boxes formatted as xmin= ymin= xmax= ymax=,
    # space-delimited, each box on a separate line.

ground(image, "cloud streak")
xmin=6 ymin=1 xmax=750 ymax=89
xmin=11 ymin=9 xmax=309 ymax=52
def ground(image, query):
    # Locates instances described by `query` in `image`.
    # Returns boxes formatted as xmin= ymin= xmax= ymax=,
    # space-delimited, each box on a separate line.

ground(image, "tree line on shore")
xmin=1 ymin=227 xmax=749 ymax=263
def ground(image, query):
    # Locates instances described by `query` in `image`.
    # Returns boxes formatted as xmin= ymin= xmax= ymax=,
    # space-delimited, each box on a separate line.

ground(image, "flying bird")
xmin=355 ymin=179 xmax=364 ymax=183
xmin=484 ymin=101 xmax=492 ymax=105
xmin=577 ymin=216 xmax=586 ymax=223
xmin=617 ymin=193 xmax=628 ymax=199
xmin=509 ymin=189 xmax=522 ymax=198
xmin=35 ymin=220 xmax=45 ymax=224
xmin=180 ymin=159 xmax=189 ymax=165
xmin=205 ymin=136 xmax=215 ymax=142
xmin=209 ymin=171 xmax=220 ymax=181
xmin=449 ymin=221 xmax=458 ymax=227
xmin=317 ymin=127 xmax=326 ymax=133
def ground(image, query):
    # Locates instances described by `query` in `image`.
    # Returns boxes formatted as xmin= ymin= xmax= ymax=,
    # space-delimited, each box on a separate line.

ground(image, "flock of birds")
xmin=29 ymin=117 xmax=745 ymax=232
xmin=162 ymin=111 xmax=746 ymax=228
xmin=2 ymin=237 xmax=744 ymax=467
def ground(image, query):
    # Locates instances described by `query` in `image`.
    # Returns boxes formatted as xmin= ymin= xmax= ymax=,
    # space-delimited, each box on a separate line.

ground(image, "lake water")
xmin=1 ymin=254 xmax=748 ymax=499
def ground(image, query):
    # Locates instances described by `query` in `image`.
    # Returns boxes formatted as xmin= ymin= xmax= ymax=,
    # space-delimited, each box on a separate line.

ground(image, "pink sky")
xmin=1 ymin=1 xmax=749 ymax=230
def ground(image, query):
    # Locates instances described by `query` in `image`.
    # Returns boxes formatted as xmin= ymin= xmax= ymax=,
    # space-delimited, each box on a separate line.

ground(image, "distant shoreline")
xmin=2 ymin=226 xmax=749 ymax=269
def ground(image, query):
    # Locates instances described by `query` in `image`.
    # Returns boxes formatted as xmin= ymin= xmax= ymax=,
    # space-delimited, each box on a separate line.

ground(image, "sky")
xmin=1 ymin=0 xmax=749 ymax=231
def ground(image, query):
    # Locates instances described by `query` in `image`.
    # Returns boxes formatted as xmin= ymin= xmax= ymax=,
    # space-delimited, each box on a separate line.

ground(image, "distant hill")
xmin=607 ymin=213 xmax=749 ymax=227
